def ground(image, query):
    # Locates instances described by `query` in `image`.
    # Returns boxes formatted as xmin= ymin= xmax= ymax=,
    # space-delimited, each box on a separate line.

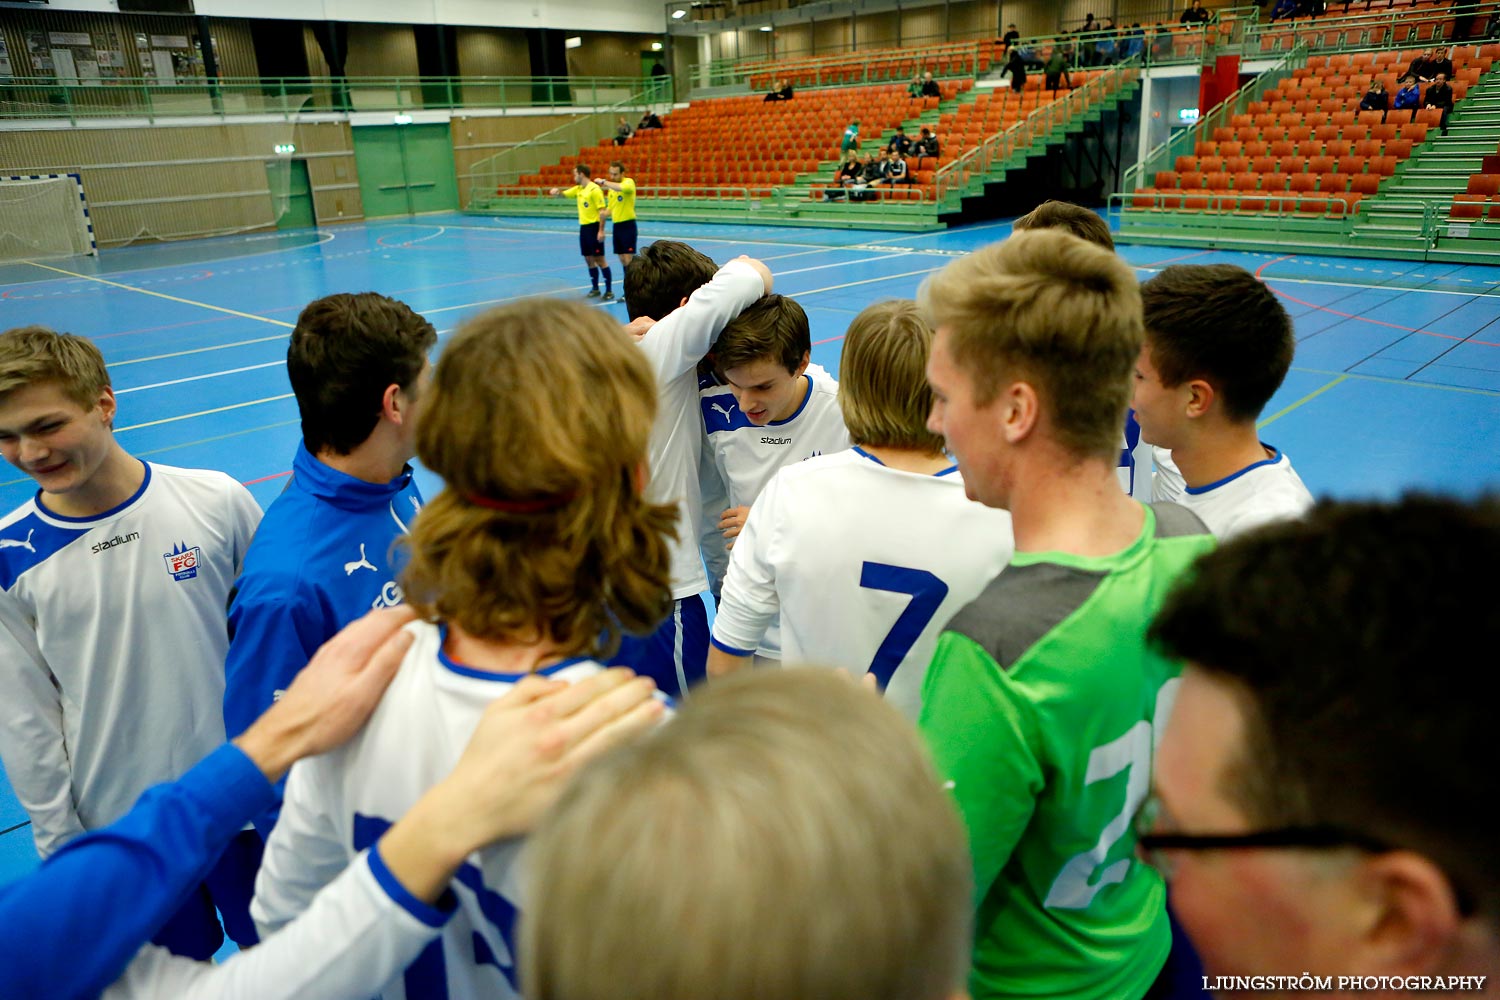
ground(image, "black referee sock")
xmin=602 ymin=266 xmax=613 ymax=294
xmin=588 ymin=267 xmax=599 ymax=290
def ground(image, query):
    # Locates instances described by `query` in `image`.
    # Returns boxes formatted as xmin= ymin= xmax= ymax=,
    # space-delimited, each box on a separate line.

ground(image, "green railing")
xmin=464 ymin=86 xmax=663 ymax=209
xmin=1245 ymin=1 xmax=1499 ymax=55
xmin=1122 ymin=45 xmax=1305 ymax=196
xmin=933 ymin=60 xmax=1141 ymax=205
xmin=473 ymin=183 xmax=775 ymax=213
xmin=0 ymin=74 xmax=672 ymax=124
xmin=705 ymin=40 xmax=991 ymax=89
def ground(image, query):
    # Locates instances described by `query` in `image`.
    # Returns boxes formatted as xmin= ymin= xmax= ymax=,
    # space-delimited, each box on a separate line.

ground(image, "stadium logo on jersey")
xmin=163 ymin=541 xmax=203 ymax=582
xmin=92 ymin=531 xmax=140 ymax=554
xmin=0 ymin=528 xmax=36 ymax=554
xmin=344 ymin=543 xmax=377 ymax=576
xmin=760 ymin=435 xmax=792 ymax=446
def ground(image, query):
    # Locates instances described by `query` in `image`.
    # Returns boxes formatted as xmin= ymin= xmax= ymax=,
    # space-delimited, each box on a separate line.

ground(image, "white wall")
xmin=15 ymin=0 xmax=668 ymax=34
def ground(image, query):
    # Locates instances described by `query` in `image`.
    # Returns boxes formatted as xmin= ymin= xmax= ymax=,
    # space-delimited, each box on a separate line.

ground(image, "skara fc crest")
xmin=164 ymin=540 xmax=203 ymax=582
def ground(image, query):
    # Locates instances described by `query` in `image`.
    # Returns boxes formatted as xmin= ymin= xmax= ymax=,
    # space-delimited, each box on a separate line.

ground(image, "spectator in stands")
xmin=1270 ymin=0 xmax=1297 ymax=21
xmin=763 ymin=79 xmax=784 ymax=102
xmin=1358 ymin=79 xmax=1389 ymax=120
xmin=1121 ymin=24 xmax=1146 ymax=60
xmin=1424 ymin=72 xmax=1455 ymax=134
xmin=1045 ymin=47 xmax=1073 ymax=91
xmin=1151 ymin=24 xmax=1175 ymax=62
xmin=1094 ymin=30 xmax=1117 ymax=66
xmin=1406 ymin=49 xmax=1437 ymax=82
xmin=920 ymin=71 xmax=942 ymax=97
xmin=887 ymin=126 xmax=912 ymax=156
xmin=614 ymin=116 xmax=633 ymax=146
xmin=1003 ymin=23 xmax=1021 ymax=47
xmin=860 ymin=151 xmax=888 ymax=196
xmin=1393 ymin=75 xmax=1421 ymax=120
xmin=908 ymin=74 xmax=924 ymax=98
xmin=1181 ymin=0 xmax=1211 ymax=24
xmin=912 ymin=127 xmax=941 ymax=166
xmin=841 ymin=119 xmax=860 ymax=155
xmin=1488 ymin=7 xmax=1500 ymax=38
xmin=886 ymin=151 xmax=911 ymax=186
xmin=1427 ymin=47 xmax=1455 ymax=82
xmin=825 ymin=152 xmax=863 ymax=201
xmin=1005 ymin=48 xmax=1027 ymax=92
xmin=637 ymin=110 xmax=663 ymax=130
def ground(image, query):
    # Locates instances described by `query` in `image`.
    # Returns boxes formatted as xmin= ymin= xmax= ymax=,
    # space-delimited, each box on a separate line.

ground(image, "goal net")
xmin=0 ymin=174 xmax=97 ymax=263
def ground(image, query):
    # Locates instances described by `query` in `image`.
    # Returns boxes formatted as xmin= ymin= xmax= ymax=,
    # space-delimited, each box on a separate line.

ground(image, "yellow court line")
xmin=1258 ymin=374 xmax=1348 ymax=429
xmin=22 ymin=260 xmax=294 ymax=329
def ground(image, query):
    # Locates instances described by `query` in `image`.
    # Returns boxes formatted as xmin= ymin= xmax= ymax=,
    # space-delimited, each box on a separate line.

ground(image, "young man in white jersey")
xmin=1133 ymin=264 xmax=1314 ymax=538
xmin=523 ymin=669 xmax=972 ymax=1000
xmin=698 ymin=293 xmax=851 ymax=654
xmin=707 ymin=301 xmax=1012 ymax=718
xmin=253 ymin=293 xmax=746 ymax=999
xmin=614 ymin=242 xmax=773 ymax=695
xmin=224 ymin=292 xmax=433 ymax=840
xmin=0 ymin=326 xmax=263 ymax=959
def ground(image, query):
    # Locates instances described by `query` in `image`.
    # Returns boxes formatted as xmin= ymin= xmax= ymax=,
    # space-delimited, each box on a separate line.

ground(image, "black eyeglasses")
xmin=1134 ymin=795 xmax=1477 ymax=916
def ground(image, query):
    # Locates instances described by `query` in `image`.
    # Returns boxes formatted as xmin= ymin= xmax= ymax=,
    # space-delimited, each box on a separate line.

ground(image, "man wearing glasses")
xmin=1145 ymin=496 xmax=1495 ymax=996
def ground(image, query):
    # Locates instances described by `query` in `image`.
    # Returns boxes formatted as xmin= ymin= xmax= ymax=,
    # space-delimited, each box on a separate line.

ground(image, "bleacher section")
xmin=1130 ymin=48 xmax=1493 ymax=217
xmin=1252 ymin=0 xmax=1490 ymax=53
xmin=514 ymin=81 xmax=966 ymax=201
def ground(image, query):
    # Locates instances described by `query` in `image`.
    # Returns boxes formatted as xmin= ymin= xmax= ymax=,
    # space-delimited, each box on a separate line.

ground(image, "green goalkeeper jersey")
xmin=919 ymin=503 xmax=1213 ymax=1000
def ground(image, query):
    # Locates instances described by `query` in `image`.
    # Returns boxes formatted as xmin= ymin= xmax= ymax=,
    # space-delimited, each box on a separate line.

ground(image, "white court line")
xmin=111 ymin=334 xmax=290 ymax=367
xmin=378 ymin=226 xmax=447 ymax=247
xmin=116 ymin=360 xmax=284 ymax=394
xmin=0 ymin=231 xmax=337 ymax=289
xmin=773 ymin=252 xmax=910 ymax=276
xmin=417 ymin=219 xmax=882 ymax=254
xmin=116 ymin=393 xmax=294 ymax=432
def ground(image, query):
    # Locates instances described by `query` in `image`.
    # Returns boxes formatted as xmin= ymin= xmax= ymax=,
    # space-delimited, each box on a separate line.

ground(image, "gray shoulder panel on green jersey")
xmin=945 ymin=563 xmax=1108 ymax=672
xmin=1148 ymin=501 xmax=1210 ymax=538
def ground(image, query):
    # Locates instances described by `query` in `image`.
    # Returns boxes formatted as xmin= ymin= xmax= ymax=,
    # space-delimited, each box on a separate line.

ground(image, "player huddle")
xmin=0 ymin=202 xmax=1494 ymax=1000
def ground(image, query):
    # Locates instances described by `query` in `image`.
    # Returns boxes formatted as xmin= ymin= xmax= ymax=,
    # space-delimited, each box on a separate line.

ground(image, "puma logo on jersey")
xmin=0 ymin=529 xmax=36 ymax=553
xmin=711 ymin=402 xmax=734 ymax=420
xmin=344 ymin=543 xmax=377 ymax=576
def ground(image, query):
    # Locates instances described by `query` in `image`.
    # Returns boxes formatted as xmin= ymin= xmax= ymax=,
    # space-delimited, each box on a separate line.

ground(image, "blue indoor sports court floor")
xmin=2 ymin=211 xmax=1499 ymax=886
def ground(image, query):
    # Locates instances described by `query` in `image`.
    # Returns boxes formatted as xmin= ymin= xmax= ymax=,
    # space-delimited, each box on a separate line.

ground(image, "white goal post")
xmin=0 ymin=174 xmax=98 ymax=262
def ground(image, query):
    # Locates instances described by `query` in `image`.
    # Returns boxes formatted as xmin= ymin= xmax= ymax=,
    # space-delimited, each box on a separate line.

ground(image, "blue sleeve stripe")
xmin=709 ymin=635 xmax=756 ymax=657
xmin=367 ymin=845 xmax=457 ymax=929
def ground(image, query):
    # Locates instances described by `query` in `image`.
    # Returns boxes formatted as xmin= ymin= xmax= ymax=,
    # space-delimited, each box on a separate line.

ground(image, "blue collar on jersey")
xmin=293 ymin=440 xmax=414 ymax=510
xmin=36 ymin=459 xmax=152 ymax=523
xmin=1183 ymin=445 xmax=1283 ymax=496
xmin=853 ymin=446 xmax=959 ymax=477
xmin=436 ymin=622 xmax=594 ymax=682
xmin=766 ymin=374 xmax=814 ymax=427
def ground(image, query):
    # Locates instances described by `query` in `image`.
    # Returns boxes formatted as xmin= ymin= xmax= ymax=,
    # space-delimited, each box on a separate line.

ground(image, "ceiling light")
xmin=760 ymin=24 xmax=773 ymax=31
xmin=671 ymin=8 xmax=687 ymax=18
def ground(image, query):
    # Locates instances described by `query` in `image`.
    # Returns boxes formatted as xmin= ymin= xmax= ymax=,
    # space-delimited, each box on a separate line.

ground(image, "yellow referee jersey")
xmin=563 ymin=182 xmax=607 ymax=225
xmin=609 ymin=178 xmax=637 ymax=223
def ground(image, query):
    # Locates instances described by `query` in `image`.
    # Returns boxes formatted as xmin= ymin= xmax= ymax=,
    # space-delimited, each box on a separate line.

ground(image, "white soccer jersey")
xmin=108 ymin=850 xmax=441 ymax=1000
xmin=1151 ymin=446 xmax=1187 ymax=504
xmin=711 ymin=448 xmax=1015 ymax=719
xmin=700 ymin=368 xmax=851 ymax=657
xmin=0 ymin=461 xmax=261 ymax=857
xmin=253 ymin=620 xmax=609 ymax=1000
xmin=636 ymin=260 xmax=766 ymax=599
xmin=1180 ymin=446 xmax=1314 ymax=539
xmin=1117 ymin=409 xmax=1152 ymax=500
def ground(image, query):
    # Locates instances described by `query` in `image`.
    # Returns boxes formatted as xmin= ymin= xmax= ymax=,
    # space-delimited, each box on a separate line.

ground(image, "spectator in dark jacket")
xmin=1393 ymin=75 xmax=1422 ymax=119
xmin=1044 ymin=49 xmax=1072 ymax=91
xmin=824 ymin=152 xmax=864 ymax=201
xmin=912 ymin=127 xmax=941 ymax=165
xmin=887 ymin=126 xmax=912 ymax=156
xmin=1003 ymin=24 xmax=1020 ymax=47
xmin=637 ymin=110 xmax=663 ymax=130
xmin=920 ymin=71 xmax=942 ymax=97
xmin=1358 ymin=79 xmax=1389 ymax=120
xmin=1181 ymin=0 xmax=1211 ymax=24
xmin=1150 ymin=24 xmax=1175 ymax=62
xmin=1427 ymin=48 xmax=1455 ymax=82
xmin=1270 ymin=0 xmax=1297 ymax=21
xmin=1424 ymin=72 xmax=1454 ymax=133
xmin=1006 ymin=49 xmax=1027 ymax=92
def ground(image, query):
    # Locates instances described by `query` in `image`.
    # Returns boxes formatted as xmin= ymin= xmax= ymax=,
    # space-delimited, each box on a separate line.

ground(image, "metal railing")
xmin=1122 ymin=45 xmax=1306 ymax=195
xmin=464 ymin=87 xmax=665 ymax=208
xmin=1113 ymin=189 xmax=1363 ymax=218
xmin=1245 ymin=1 xmax=1499 ymax=55
xmin=0 ymin=75 xmax=672 ymax=124
xmin=933 ymin=60 xmax=1141 ymax=204
xmin=475 ymin=183 xmax=777 ymax=212
xmin=706 ymin=40 xmax=991 ymax=89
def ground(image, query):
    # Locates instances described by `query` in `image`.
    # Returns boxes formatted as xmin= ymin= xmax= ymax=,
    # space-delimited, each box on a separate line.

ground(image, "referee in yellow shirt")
xmin=597 ymin=161 xmax=638 ymax=280
xmin=549 ymin=164 xmax=612 ymax=299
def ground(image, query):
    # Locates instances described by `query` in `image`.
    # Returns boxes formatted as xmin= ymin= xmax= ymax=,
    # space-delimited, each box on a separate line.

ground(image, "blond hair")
xmin=400 ymin=298 xmax=675 ymax=657
xmin=522 ymin=669 xmax=972 ymax=1000
xmin=919 ymin=229 xmax=1142 ymax=460
xmin=838 ymin=300 xmax=945 ymax=453
xmin=0 ymin=326 xmax=111 ymax=407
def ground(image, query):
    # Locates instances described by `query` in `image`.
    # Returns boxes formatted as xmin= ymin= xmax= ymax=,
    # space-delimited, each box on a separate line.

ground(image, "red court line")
xmin=1254 ymin=255 xmax=1500 ymax=350
xmin=242 ymin=470 xmax=292 ymax=486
